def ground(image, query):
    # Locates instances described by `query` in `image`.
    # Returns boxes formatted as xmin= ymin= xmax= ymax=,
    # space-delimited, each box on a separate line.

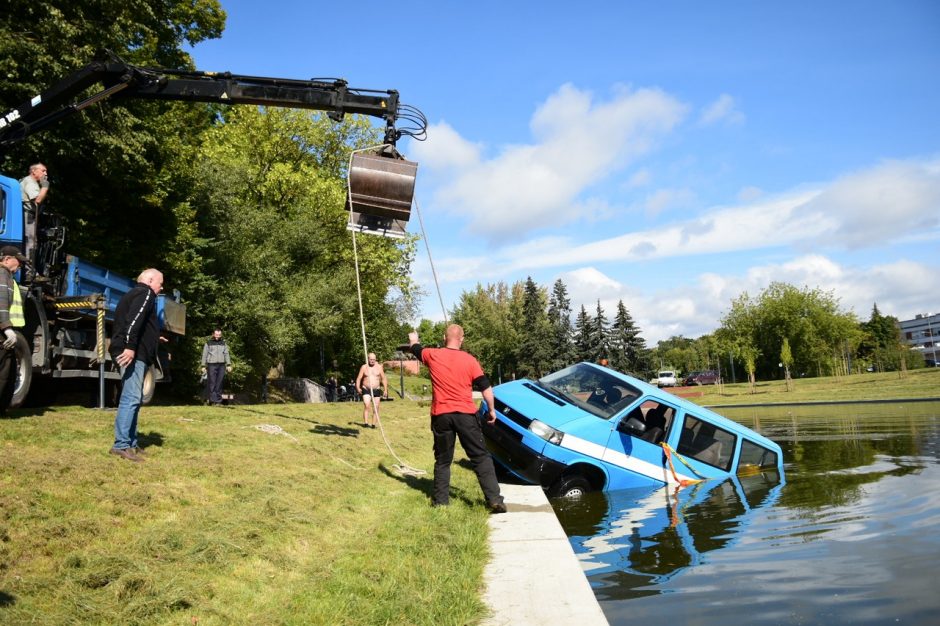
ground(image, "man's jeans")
xmin=114 ymin=359 xmax=147 ymax=450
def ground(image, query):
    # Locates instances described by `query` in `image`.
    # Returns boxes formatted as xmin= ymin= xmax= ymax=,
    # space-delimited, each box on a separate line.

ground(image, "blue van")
xmin=479 ymin=362 xmax=783 ymax=497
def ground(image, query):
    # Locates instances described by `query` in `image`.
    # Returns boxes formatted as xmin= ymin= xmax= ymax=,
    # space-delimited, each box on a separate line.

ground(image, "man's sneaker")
xmin=109 ymin=447 xmax=143 ymax=463
xmin=488 ymin=500 xmax=508 ymax=514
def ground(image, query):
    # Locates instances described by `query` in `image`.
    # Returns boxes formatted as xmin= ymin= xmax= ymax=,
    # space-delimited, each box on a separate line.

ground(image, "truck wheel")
xmin=549 ymin=475 xmax=592 ymax=499
xmin=10 ymin=332 xmax=33 ymax=408
xmin=141 ymin=366 xmax=156 ymax=405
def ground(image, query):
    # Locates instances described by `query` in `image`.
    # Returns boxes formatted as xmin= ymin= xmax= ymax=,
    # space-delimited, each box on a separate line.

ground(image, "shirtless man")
xmin=356 ymin=353 xmax=387 ymax=429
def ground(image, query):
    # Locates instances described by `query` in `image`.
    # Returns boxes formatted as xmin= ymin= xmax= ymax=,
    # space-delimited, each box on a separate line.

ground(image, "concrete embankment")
xmin=482 ymin=483 xmax=608 ymax=625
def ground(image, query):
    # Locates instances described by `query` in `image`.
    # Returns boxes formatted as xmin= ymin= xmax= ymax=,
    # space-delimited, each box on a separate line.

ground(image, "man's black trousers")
xmin=430 ymin=411 xmax=502 ymax=506
xmin=206 ymin=363 xmax=226 ymax=404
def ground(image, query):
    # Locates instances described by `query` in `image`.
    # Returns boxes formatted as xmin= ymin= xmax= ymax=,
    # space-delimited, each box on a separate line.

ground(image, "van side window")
xmin=0 ymin=184 xmax=6 ymax=231
xmin=738 ymin=439 xmax=778 ymax=473
xmin=618 ymin=400 xmax=674 ymax=444
xmin=676 ymin=414 xmax=735 ymax=470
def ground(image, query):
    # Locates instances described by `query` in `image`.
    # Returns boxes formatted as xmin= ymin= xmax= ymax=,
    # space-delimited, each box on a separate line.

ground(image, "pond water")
xmin=551 ymin=401 xmax=940 ymax=625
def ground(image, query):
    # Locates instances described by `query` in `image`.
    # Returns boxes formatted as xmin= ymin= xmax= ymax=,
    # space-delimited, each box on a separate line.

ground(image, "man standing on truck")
xmin=201 ymin=327 xmax=232 ymax=406
xmin=408 ymin=325 xmax=506 ymax=513
xmin=0 ymin=246 xmax=27 ymax=414
xmin=19 ymin=163 xmax=49 ymax=266
xmin=108 ymin=268 xmax=163 ymax=462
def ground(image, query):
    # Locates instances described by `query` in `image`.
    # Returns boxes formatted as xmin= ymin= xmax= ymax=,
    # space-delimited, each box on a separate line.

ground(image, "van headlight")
xmin=529 ymin=420 xmax=564 ymax=445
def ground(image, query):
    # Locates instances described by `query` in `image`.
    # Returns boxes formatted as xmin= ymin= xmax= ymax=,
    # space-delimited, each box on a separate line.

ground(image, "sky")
xmin=188 ymin=1 xmax=940 ymax=344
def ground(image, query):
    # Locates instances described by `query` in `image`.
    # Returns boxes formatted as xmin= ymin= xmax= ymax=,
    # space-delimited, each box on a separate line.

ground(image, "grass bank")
xmin=0 ymin=400 xmax=493 ymax=625
xmin=677 ymin=367 xmax=940 ymax=406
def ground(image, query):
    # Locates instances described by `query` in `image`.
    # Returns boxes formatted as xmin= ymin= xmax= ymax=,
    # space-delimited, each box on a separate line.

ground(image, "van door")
xmin=600 ymin=399 xmax=678 ymax=489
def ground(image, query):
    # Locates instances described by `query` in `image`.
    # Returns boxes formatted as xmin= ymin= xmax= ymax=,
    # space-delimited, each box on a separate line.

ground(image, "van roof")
xmin=590 ymin=363 xmax=781 ymax=453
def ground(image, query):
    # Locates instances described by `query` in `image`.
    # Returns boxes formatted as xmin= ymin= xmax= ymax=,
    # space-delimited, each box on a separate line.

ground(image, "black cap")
xmin=0 ymin=245 xmax=28 ymax=263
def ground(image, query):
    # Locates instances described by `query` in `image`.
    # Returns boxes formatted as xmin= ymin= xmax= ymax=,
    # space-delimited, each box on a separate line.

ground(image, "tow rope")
xmin=661 ymin=442 xmax=706 ymax=487
xmin=347 ymin=144 xmax=427 ymax=477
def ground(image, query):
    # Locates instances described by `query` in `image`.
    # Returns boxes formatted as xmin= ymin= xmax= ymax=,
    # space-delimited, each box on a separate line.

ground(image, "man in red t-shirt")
xmin=409 ymin=324 xmax=506 ymax=513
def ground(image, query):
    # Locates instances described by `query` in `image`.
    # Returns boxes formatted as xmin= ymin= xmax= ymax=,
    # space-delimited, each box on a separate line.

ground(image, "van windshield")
xmin=539 ymin=363 xmax=641 ymax=419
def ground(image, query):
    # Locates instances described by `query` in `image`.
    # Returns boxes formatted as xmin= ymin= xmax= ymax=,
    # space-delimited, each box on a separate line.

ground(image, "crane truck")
xmin=0 ymin=50 xmax=423 ymax=407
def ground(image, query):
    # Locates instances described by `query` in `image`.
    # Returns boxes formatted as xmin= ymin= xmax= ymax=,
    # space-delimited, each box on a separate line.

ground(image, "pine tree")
xmin=574 ymin=305 xmax=593 ymax=362
xmin=547 ymin=279 xmax=575 ymax=370
xmin=589 ymin=300 xmax=610 ymax=363
xmin=516 ymin=277 xmax=552 ymax=377
xmin=610 ymin=300 xmax=648 ymax=374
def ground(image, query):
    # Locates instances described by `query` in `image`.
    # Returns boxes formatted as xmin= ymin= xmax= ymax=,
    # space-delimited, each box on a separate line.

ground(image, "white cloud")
xmin=554 ymin=255 xmax=940 ymax=345
xmin=417 ymin=84 xmax=688 ymax=240
xmin=699 ymin=93 xmax=745 ymax=126
xmin=641 ymin=187 xmax=696 ymax=217
xmin=409 ymin=121 xmax=482 ymax=171
xmin=794 ymin=159 xmax=940 ymax=249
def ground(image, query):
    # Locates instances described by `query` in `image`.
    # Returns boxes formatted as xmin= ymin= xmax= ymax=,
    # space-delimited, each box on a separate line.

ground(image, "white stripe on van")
xmin=561 ymin=434 xmax=694 ymax=485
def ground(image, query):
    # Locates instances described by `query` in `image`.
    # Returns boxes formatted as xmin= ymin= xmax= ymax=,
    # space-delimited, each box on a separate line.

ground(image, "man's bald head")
xmin=444 ymin=324 xmax=464 ymax=348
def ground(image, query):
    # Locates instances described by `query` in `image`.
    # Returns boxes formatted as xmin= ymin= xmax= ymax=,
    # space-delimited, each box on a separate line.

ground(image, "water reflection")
xmin=555 ymin=470 xmax=783 ymax=601
xmin=551 ymin=401 xmax=940 ymax=625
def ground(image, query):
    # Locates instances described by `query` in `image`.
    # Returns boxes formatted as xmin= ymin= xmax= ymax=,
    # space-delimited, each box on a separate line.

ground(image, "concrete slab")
xmin=482 ymin=483 xmax=608 ymax=626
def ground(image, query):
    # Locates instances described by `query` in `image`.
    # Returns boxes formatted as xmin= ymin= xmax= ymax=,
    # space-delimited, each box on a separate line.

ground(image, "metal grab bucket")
xmin=347 ymin=152 xmax=418 ymax=239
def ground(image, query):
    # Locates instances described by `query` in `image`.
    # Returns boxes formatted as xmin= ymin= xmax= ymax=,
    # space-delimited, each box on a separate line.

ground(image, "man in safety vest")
xmin=0 ymin=245 xmax=27 ymax=414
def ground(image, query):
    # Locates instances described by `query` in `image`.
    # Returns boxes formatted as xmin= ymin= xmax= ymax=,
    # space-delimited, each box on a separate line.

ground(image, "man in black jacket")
xmin=108 ymin=268 xmax=163 ymax=462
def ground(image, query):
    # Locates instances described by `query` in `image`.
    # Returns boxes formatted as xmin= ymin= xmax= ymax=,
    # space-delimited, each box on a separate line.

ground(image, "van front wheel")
xmin=549 ymin=475 xmax=592 ymax=499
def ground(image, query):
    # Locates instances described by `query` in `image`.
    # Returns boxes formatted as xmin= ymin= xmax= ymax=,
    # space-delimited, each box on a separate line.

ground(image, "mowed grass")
xmin=677 ymin=367 xmax=940 ymax=405
xmin=0 ymin=400 xmax=493 ymax=625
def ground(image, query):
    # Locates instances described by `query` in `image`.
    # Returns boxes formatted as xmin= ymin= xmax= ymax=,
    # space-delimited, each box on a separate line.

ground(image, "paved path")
xmin=482 ymin=483 xmax=608 ymax=625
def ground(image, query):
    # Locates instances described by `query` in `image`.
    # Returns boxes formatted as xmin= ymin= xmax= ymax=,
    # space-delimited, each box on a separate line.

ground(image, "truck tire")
xmin=141 ymin=365 xmax=156 ymax=405
xmin=549 ymin=474 xmax=593 ymax=499
xmin=10 ymin=331 xmax=33 ymax=409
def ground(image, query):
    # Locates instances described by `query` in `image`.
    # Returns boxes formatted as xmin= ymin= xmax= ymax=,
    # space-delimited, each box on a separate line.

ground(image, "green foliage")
xmin=0 ymin=0 xmax=226 ymax=270
xmin=857 ymin=303 xmax=905 ymax=372
xmin=719 ymin=282 xmax=861 ymax=379
xmin=451 ymin=282 xmax=519 ymax=377
xmin=609 ymin=300 xmax=648 ymax=375
xmin=515 ymin=277 xmax=552 ymax=377
xmin=573 ymin=304 xmax=593 ymax=362
xmin=547 ymin=279 xmax=576 ymax=370
xmin=190 ymin=106 xmax=416 ymax=386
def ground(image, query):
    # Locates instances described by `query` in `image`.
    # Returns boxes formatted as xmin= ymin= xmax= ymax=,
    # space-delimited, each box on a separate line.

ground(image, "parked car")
xmin=479 ymin=362 xmax=784 ymax=498
xmin=684 ymin=370 xmax=720 ymax=386
xmin=649 ymin=370 xmax=678 ymax=387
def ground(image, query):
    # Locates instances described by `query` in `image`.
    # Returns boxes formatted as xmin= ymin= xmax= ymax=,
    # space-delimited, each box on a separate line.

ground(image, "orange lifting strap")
xmin=347 ymin=151 xmax=418 ymax=239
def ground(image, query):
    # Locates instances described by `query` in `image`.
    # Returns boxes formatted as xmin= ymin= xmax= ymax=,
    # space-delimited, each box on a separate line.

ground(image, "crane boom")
xmin=0 ymin=49 xmax=423 ymax=155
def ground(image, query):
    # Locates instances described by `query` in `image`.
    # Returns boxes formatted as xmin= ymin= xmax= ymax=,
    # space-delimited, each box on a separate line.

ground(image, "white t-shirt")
xmin=20 ymin=176 xmax=40 ymax=202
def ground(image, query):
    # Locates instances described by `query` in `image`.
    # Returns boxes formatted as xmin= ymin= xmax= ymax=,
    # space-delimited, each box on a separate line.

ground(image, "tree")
xmin=191 ymin=106 xmax=416 ymax=387
xmin=609 ymin=300 xmax=649 ymax=375
xmin=515 ymin=277 xmax=552 ymax=378
xmin=650 ymin=335 xmax=696 ymax=378
xmin=574 ymin=305 xmax=593 ymax=362
xmin=451 ymin=282 xmax=518 ymax=379
xmin=0 ymin=0 xmax=226 ymax=276
xmin=719 ymin=282 xmax=861 ymax=379
xmin=781 ymin=338 xmax=794 ymax=391
xmin=858 ymin=303 xmax=903 ymax=372
xmin=547 ymin=279 xmax=576 ymax=370
xmin=588 ymin=300 xmax=610 ymax=364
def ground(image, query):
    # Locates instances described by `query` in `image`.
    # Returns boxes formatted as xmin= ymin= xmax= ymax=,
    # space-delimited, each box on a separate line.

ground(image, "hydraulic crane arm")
xmin=0 ymin=50 xmax=426 ymax=156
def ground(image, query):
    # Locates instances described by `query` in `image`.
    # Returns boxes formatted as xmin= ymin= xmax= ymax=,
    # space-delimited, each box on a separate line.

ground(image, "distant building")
xmin=384 ymin=358 xmax=421 ymax=376
xmin=897 ymin=313 xmax=940 ymax=365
